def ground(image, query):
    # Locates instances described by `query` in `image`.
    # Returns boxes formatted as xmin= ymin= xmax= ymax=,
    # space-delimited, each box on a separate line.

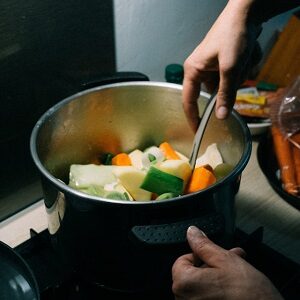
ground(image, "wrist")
xmin=226 ymin=0 xmax=260 ymax=23
xmin=228 ymin=0 xmax=300 ymax=25
xmin=225 ymin=0 xmax=262 ymax=37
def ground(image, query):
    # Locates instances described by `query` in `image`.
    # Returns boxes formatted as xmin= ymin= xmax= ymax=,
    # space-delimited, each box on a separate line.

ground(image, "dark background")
xmin=0 ymin=0 xmax=116 ymax=220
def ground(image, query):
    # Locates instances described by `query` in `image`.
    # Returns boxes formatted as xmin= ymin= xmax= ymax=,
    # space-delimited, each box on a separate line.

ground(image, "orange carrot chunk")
xmin=159 ymin=142 xmax=180 ymax=160
xmin=185 ymin=166 xmax=216 ymax=194
xmin=111 ymin=153 xmax=132 ymax=166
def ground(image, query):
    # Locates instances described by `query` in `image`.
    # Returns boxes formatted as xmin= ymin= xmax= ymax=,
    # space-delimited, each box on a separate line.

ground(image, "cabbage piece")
xmin=69 ymin=164 xmax=117 ymax=188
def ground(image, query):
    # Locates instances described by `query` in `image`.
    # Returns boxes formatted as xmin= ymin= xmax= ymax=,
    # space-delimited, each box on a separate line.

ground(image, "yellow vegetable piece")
xmin=156 ymin=159 xmax=192 ymax=188
xmin=112 ymin=166 xmax=152 ymax=201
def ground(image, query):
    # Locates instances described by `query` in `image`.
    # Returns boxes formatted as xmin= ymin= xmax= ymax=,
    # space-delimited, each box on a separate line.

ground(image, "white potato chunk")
xmin=195 ymin=143 xmax=223 ymax=169
xmin=128 ymin=149 xmax=144 ymax=170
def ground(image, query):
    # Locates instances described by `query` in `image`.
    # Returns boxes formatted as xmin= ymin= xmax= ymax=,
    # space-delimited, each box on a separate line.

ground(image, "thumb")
xmin=187 ymin=226 xmax=228 ymax=267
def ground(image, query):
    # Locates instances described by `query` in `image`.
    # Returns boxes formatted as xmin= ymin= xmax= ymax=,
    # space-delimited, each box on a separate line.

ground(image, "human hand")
xmin=172 ymin=226 xmax=284 ymax=300
xmin=182 ymin=0 xmax=262 ymax=132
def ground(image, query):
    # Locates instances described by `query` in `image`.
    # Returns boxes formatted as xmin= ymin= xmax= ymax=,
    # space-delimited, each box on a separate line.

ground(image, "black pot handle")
xmin=81 ymin=71 xmax=150 ymax=89
xmin=130 ymin=212 xmax=224 ymax=247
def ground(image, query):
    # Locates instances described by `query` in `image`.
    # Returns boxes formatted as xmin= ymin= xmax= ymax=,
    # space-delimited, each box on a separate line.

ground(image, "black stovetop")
xmin=15 ymin=227 xmax=300 ymax=300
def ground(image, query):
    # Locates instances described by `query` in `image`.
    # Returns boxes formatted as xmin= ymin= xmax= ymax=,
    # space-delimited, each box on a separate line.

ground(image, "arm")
xmin=183 ymin=0 xmax=300 ymax=132
xmin=249 ymin=0 xmax=300 ymax=24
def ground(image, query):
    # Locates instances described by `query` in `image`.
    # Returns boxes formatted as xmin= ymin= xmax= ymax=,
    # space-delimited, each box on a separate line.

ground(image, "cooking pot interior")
xmin=33 ymin=82 xmax=248 ymax=185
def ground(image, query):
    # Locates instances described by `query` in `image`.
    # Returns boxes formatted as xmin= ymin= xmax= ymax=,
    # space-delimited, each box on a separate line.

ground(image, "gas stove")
xmin=14 ymin=226 xmax=300 ymax=300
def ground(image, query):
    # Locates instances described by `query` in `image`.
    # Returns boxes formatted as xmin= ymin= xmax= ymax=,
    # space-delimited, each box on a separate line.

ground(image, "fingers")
xmin=182 ymin=75 xmax=201 ymax=133
xmin=229 ymin=247 xmax=247 ymax=259
xmin=183 ymin=57 xmax=238 ymax=127
xmin=216 ymin=64 xmax=239 ymax=119
xmin=172 ymin=253 xmax=195 ymax=273
xmin=187 ymin=226 xmax=228 ymax=268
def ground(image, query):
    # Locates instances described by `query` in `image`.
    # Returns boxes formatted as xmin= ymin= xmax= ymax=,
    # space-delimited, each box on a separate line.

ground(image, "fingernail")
xmin=217 ymin=106 xmax=228 ymax=119
xmin=188 ymin=226 xmax=207 ymax=237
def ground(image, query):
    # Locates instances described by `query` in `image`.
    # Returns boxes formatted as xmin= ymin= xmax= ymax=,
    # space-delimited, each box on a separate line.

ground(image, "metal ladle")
xmin=189 ymin=92 xmax=217 ymax=169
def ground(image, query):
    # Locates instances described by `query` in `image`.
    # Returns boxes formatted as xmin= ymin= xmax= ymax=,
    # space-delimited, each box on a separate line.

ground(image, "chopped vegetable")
xmin=148 ymin=154 xmax=156 ymax=162
xmin=100 ymin=153 xmax=114 ymax=165
xmin=77 ymin=184 xmax=106 ymax=197
xmin=105 ymin=191 xmax=130 ymax=200
xmin=69 ymin=164 xmax=117 ymax=188
xmin=195 ymin=143 xmax=223 ymax=169
xmin=78 ymin=185 xmax=130 ymax=200
xmin=112 ymin=166 xmax=152 ymax=201
xmin=129 ymin=149 xmax=143 ymax=170
xmin=159 ymin=142 xmax=180 ymax=160
xmin=68 ymin=141 xmax=230 ymax=201
xmin=111 ymin=153 xmax=132 ymax=166
xmin=185 ymin=166 xmax=216 ymax=194
xmin=202 ymin=164 xmax=214 ymax=173
xmin=155 ymin=159 xmax=192 ymax=188
xmin=140 ymin=166 xmax=184 ymax=196
xmin=104 ymin=181 xmax=134 ymax=200
xmin=141 ymin=146 xmax=165 ymax=169
xmin=156 ymin=192 xmax=176 ymax=200
xmin=214 ymin=163 xmax=234 ymax=180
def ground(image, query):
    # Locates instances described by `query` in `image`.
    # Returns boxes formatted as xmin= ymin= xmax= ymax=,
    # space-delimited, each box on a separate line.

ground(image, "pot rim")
xmin=30 ymin=81 xmax=252 ymax=206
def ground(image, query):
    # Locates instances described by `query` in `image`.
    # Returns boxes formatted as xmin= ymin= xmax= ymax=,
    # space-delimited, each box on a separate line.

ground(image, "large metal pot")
xmin=30 ymin=79 xmax=251 ymax=292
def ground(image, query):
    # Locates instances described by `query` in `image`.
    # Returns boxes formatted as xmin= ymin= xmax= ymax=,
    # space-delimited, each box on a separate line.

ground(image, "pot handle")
xmin=130 ymin=212 xmax=224 ymax=247
xmin=81 ymin=71 xmax=150 ymax=89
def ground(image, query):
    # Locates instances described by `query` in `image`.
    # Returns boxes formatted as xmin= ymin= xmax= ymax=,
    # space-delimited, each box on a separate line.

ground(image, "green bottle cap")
xmin=165 ymin=64 xmax=184 ymax=84
xmin=256 ymin=81 xmax=278 ymax=91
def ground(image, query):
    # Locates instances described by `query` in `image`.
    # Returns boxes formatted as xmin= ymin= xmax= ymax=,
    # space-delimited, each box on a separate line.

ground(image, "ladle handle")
xmin=189 ymin=92 xmax=217 ymax=169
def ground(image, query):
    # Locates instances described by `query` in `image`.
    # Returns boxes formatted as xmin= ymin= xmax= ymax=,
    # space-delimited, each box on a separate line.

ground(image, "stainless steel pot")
xmin=30 ymin=79 xmax=251 ymax=292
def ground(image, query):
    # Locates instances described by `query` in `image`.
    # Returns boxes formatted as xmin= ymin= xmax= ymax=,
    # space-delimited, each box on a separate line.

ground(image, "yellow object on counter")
xmin=236 ymin=94 xmax=266 ymax=105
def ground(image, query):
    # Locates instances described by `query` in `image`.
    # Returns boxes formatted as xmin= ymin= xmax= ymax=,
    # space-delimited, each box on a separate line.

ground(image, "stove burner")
xmin=14 ymin=228 xmax=300 ymax=300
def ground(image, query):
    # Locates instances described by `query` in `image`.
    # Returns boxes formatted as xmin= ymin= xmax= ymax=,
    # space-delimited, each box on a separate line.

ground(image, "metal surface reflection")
xmin=8 ymin=274 xmax=37 ymax=300
xmin=46 ymin=191 xmax=66 ymax=235
xmin=0 ymin=241 xmax=39 ymax=299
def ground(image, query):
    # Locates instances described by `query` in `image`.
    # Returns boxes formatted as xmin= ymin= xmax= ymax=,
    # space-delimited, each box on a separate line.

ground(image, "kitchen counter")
xmin=0 ymin=139 xmax=300 ymax=264
xmin=235 ymin=139 xmax=300 ymax=265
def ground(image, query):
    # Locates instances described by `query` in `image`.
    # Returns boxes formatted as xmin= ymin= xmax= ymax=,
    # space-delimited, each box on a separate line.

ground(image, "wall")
xmin=114 ymin=0 xmax=297 ymax=81
xmin=114 ymin=0 xmax=226 ymax=81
